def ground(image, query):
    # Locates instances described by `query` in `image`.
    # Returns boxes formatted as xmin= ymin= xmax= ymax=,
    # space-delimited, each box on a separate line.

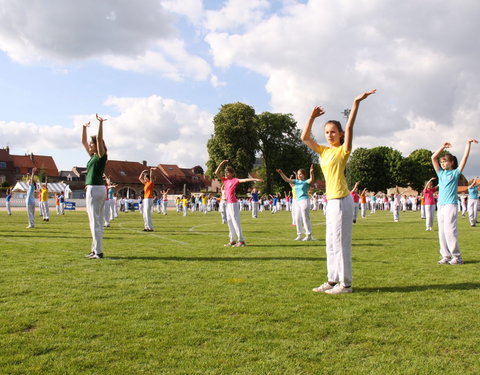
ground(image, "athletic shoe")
xmin=88 ymin=252 xmax=104 ymax=259
xmin=224 ymin=241 xmax=236 ymax=247
xmin=312 ymin=282 xmax=335 ymax=293
xmin=325 ymin=284 xmax=353 ymax=294
xmin=294 ymin=235 xmax=302 ymax=241
xmin=85 ymin=251 xmax=95 ymax=258
xmin=426 ymin=227 xmax=432 ymax=231
xmin=26 ymin=225 xmax=34 ymax=228
xmin=449 ymin=257 xmax=464 ymax=265
xmin=438 ymin=257 xmax=451 ymax=264
xmin=303 ymin=235 xmax=312 ymax=241
xmin=234 ymin=241 xmax=246 ymax=247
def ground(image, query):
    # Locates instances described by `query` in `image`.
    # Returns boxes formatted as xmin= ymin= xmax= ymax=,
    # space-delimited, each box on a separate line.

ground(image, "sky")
xmin=1 ymin=0 xmax=480 ymax=178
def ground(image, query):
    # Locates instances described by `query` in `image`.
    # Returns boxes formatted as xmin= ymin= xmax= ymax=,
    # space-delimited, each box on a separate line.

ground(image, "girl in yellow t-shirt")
xmin=302 ymin=89 xmax=376 ymax=294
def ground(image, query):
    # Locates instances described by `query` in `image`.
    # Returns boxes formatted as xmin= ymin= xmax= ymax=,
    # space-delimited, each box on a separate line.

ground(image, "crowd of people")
xmin=4 ymin=89 xmax=480 ymax=295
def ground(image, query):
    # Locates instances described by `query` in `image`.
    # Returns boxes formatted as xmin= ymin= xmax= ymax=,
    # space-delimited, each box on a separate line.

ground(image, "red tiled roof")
xmin=105 ymin=160 xmax=171 ymax=186
xmin=157 ymin=164 xmax=187 ymax=179
xmin=11 ymin=154 xmax=58 ymax=176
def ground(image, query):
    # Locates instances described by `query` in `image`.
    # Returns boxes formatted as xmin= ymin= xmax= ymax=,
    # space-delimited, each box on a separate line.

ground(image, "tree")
xmin=402 ymin=149 xmax=436 ymax=192
xmin=256 ymin=112 xmax=320 ymax=194
xmin=206 ymin=102 xmax=258 ymax=193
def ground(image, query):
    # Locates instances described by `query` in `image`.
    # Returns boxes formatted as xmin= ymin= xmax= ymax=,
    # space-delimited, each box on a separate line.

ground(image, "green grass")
xmin=1 ymin=208 xmax=480 ymax=374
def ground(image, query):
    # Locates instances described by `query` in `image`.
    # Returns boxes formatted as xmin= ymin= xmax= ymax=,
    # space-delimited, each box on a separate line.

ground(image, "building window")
xmin=15 ymin=167 xmax=20 ymax=173
xmin=0 ymin=161 xmax=6 ymax=168
xmin=28 ymin=168 xmax=32 ymax=173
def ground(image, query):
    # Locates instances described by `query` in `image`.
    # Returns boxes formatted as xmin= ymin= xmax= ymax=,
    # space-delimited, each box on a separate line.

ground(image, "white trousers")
xmin=326 ymin=194 xmax=353 ymax=287
xmin=40 ymin=201 xmax=49 ymax=219
xmin=425 ymin=204 xmax=435 ymax=229
xmin=143 ymin=198 xmax=153 ymax=229
xmin=294 ymin=199 xmax=311 ymax=236
xmin=360 ymin=203 xmax=367 ymax=218
xmin=437 ymin=204 xmax=460 ymax=259
xmin=226 ymin=202 xmax=244 ymax=242
xmin=6 ymin=201 xmax=11 ymax=215
xmin=353 ymin=202 xmax=359 ymax=222
xmin=162 ymin=201 xmax=168 ymax=215
xmin=251 ymin=202 xmax=259 ymax=218
xmin=183 ymin=206 xmax=188 ymax=216
xmin=219 ymin=200 xmax=227 ymax=223
xmin=86 ymin=185 xmax=106 ymax=254
xmin=420 ymin=204 xmax=425 ymax=219
xmin=104 ymin=200 xmax=111 ymax=226
xmin=393 ymin=206 xmax=400 ymax=221
xmin=26 ymin=203 xmax=35 ymax=227
xmin=468 ymin=199 xmax=478 ymax=226
xmin=291 ymin=200 xmax=297 ymax=225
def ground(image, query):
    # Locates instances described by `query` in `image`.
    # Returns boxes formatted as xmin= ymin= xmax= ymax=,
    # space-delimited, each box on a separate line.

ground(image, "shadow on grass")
xmin=357 ymin=283 xmax=480 ymax=293
xmin=107 ymin=256 xmax=325 ymax=262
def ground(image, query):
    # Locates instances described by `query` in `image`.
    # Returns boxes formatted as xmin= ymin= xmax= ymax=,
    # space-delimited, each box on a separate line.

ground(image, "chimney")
xmin=142 ymin=160 xmax=147 ymax=167
xmin=30 ymin=153 xmax=34 ymax=161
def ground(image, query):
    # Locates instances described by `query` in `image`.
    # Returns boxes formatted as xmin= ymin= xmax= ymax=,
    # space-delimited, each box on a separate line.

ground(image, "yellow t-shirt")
xmin=40 ymin=188 xmax=49 ymax=202
xmin=316 ymin=144 xmax=350 ymax=199
xmin=182 ymin=199 xmax=188 ymax=207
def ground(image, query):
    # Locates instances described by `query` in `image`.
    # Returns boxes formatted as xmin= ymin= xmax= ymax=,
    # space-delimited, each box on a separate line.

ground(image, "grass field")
xmin=1 ymin=207 xmax=480 ymax=374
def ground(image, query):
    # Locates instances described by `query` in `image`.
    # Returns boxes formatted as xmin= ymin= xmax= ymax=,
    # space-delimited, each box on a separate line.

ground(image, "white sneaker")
xmin=325 ymin=284 xmax=352 ymax=294
xmin=438 ymin=257 xmax=451 ymax=264
xmin=302 ymin=235 xmax=312 ymax=241
xmin=312 ymin=282 xmax=335 ymax=293
xmin=449 ymin=257 xmax=464 ymax=265
xmin=294 ymin=235 xmax=302 ymax=241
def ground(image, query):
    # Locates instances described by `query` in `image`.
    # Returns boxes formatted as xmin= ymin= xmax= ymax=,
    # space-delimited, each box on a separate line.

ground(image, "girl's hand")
xmin=83 ymin=122 xmax=90 ymax=128
xmin=310 ymin=106 xmax=325 ymax=119
xmin=467 ymin=138 xmax=478 ymax=144
xmin=354 ymin=89 xmax=376 ymax=102
xmin=276 ymin=169 xmax=283 ymax=173
xmin=309 ymin=164 xmax=314 ymax=173
xmin=442 ymin=142 xmax=452 ymax=149
xmin=96 ymin=114 xmax=107 ymax=122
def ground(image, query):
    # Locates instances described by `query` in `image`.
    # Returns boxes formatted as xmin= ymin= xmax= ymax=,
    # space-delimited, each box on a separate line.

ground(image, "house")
xmin=0 ymin=147 xmax=16 ymax=186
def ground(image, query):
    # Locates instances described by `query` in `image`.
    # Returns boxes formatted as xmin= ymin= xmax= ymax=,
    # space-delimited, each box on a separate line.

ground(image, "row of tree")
xmin=206 ymin=102 xmax=450 ymax=195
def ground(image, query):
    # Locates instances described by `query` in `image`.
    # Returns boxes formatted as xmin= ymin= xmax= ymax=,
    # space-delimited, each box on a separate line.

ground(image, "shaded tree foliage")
xmin=256 ymin=112 xmax=320 ymax=194
xmin=206 ymin=102 xmax=258 ymax=193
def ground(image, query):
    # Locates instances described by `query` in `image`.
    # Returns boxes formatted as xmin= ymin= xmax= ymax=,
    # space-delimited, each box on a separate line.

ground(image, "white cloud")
xmin=0 ymin=0 xmax=213 ymax=81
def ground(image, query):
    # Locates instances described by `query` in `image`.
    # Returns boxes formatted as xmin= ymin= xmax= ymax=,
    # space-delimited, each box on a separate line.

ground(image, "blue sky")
xmin=1 ymin=0 xmax=480 ymax=179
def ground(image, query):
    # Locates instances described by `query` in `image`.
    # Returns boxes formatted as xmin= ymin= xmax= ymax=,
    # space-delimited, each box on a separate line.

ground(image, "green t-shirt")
xmin=86 ymin=153 xmax=107 ymax=185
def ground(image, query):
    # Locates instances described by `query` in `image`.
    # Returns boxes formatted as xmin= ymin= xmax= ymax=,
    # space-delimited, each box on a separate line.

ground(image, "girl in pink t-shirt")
xmin=423 ymin=177 xmax=437 ymax=231
xmin=215 ymin=160 xmax=263 ymax=247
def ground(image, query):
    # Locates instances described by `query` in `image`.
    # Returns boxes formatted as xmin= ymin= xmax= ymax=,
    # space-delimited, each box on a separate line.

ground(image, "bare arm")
xmin=302 ymin=106 xmax=325 ymax=152
xmin=96 ymin=114 xmax=107 ymax=157
xmin=431 ymin=142 xmax=451 ymax=173
xmin=238 ymin=178 xmax=264 ymax=184
xmin=350 ymin=181 xmax=360 ymax=193
xmin=81 ymin=122 xmax=91 ymax=155
xmin=458 ymin=138 xmax=478 ymax=172
xmin=276 ymin=169 xmax=293 ymax=184
xmin=215 ymin=160 xmax=228 ymax=180
xmin=139 ymin=169 xmax=148 ymax=184
xmin=306 ymin=164 xmax=315 ymax=184
xmin=424 ymin=177 xmax=436 ymax=189
xmin=344 ymin=90 xmax=376 ymax=152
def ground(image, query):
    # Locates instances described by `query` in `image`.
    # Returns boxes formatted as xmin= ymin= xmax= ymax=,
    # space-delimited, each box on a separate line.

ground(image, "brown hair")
xmin=325 ymin=120 xmax=345 ymax=145
xmin=225 ymin=166 xmax=236 ymax=176
xmin=440 ymin=153 xmax=458 ymax=169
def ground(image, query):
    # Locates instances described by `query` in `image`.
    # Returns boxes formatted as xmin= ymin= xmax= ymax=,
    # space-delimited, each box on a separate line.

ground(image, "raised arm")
xmin=302 ymin=106 xmax=325 ymax=152
xmin=424 ymin=177 xmax=436 ymax=189
xmin=344 ymin=90 xmax=376 ymax=152
xmin=431 ymin=142 xmax=452 ymax=173
xmin=81 ymin=122 xmax=91 ymax=155
xmin=215 ymin=160 xmax=228 ymax=180
xmin=468 ymin=177 xmax=479 ymax=189
xmin=238 ymin=178 xmax=264 ymax=184
xmin=276 ymin=169 xmax=293 ymax=184
xmin=139 ymin=169 xmax=148 ymax=184
xmin=306 ymin=164 xmax=315 ymax=184
xmin=458 ymin=138 xmax=478 ymax=172
xmin=150 ymin=167 xmax=157 ymax=182
xmin=96 ymin=114 xmax=107 ymax=157
xmin=350 ymin=181 xmax=360 ymax=193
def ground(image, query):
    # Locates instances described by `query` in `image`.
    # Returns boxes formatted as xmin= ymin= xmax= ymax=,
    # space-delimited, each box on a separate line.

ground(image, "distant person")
xmin=25 ymin=168 xmax=37 ymax=228
xmin=5 ymin=187 xmax=12 ymax=215
xmin=423 ymin=178 xmax=437 ymax=231
xmin=39 ymin=177 xmax=50 ymax=221
xmin=215 ymin=160 xmax=263 ymax=247
xmin=467 ymin=177 xmax=480 ymax=227
xmin=139 ymin=168 xmax=156 ymax=231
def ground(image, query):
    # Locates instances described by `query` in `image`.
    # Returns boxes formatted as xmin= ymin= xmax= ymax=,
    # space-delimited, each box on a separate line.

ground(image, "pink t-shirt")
xmin=423 ymin=187 xmax=437 ymax=206
xmin=222 ymin=177 xmax=240 ymax=203
xmin=351 ymin=191 xmax=359 ymax=203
